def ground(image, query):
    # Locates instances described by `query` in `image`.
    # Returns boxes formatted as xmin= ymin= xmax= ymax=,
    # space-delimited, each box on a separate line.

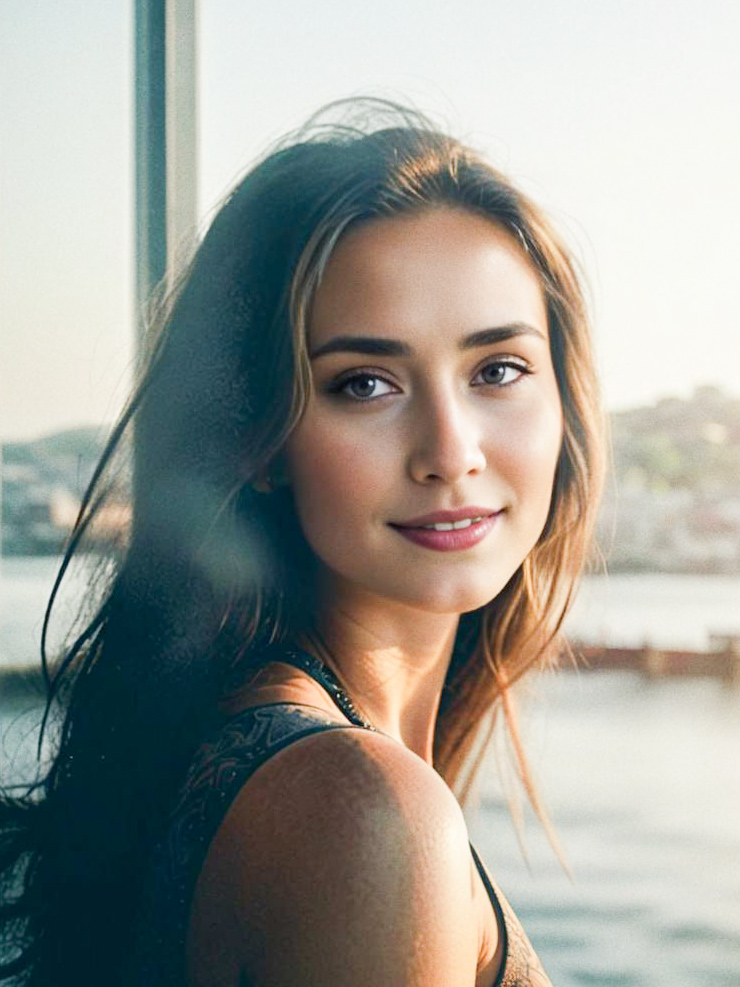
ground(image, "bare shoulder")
xmin=187 ymin=728 xmax=480 ymax=987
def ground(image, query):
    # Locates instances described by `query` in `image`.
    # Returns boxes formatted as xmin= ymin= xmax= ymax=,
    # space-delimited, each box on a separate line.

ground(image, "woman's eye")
xmin=333 ymin=373 xmax=396 ymax=401
xmin=473 ymin=360 xmax=529 ymax=387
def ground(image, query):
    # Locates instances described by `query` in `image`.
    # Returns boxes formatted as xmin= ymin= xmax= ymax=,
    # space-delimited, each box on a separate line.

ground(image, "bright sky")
xmin=1 ymin=0 xmax=739 ymax=441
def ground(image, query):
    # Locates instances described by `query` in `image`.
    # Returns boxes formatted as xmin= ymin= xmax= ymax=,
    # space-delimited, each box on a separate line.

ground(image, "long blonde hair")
xmin=283 ymin=105 xmax=605 ymax=808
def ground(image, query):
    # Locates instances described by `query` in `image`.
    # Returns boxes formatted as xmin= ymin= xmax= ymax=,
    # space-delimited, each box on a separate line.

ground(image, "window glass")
xmin=0 ymin=2 xmax=132 ymax=444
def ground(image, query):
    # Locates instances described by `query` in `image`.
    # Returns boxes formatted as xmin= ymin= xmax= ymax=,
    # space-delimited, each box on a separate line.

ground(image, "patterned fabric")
xmin=128 ymin=698 xmax=553 ymax=985
xmin=127 ymin=704 xmax=356 ymax=985
xmin=470 ymin=844 xmax=554 ymax=986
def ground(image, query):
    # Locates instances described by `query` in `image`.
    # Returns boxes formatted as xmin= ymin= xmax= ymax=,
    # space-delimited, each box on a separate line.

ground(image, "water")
xmin=0 ymin=555 xmax=93 ymax=669
xmin=566 ymin=571 xmax=740 ymax=650
xmin=2 ymin=556 xmax=740 ymax=985
xmin=468 ymin=671 xmax=740 ymax=985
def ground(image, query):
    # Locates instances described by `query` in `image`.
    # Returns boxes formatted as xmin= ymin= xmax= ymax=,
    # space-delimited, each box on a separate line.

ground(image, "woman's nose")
xmin=407 ymin=391 xmax=487 ymax=485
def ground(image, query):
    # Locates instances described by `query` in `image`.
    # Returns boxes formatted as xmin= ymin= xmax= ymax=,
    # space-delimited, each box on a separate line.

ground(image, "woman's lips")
xmin=388 ymin=512 xmax=501 ymax=552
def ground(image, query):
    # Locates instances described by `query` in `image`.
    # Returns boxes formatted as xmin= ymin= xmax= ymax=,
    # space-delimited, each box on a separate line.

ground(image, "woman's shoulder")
xmin=187 ymin=722 xmax=480 ymax=986
xmin=223 ymin=721 xmax=470 ymax=845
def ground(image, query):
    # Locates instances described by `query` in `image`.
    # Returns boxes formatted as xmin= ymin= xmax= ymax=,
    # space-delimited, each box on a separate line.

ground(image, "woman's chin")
xmin=378 ymin=576 xmax=512 ymax=617
xmin=316 ymin=562 xmax=518 ymax=619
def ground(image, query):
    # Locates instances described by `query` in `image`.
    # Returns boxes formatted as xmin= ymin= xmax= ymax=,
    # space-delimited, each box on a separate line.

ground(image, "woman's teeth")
xmin=421 ymin=517 xmax=486 ymax=531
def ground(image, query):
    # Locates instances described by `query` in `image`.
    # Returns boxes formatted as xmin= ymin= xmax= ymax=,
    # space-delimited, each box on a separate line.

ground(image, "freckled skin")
xmin=285 ymin=207 xmax=563 ymax=617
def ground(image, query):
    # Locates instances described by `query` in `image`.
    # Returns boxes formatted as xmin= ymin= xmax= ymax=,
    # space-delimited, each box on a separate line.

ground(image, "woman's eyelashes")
xmin=328 ymin=370 xmax=398 ymax=401
xmin=471 ymin=357 xmax=532 ymax=388
xmin=326 ymin=357 xmax=533 ymax=403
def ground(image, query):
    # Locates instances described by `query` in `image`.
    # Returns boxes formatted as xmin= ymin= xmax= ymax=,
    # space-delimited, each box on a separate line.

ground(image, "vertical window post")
xmin=134 ymin=0 xmax=197 ymax=350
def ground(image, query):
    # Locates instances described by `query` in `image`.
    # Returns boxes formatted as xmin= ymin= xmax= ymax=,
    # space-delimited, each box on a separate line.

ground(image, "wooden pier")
xmin=571 ymin=634 xmax=740 ymax=687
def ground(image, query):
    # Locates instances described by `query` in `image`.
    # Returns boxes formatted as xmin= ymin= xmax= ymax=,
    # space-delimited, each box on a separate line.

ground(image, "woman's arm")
xmin=187 ymin=728 xmax=486 ymax=987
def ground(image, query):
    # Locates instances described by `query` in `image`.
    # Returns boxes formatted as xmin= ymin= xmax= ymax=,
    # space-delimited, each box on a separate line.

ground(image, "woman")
xmin=0 ymin=100 xmax=603 ymax=986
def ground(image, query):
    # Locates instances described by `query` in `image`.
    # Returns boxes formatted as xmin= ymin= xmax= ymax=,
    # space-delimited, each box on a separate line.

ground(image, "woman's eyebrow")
xmin=309 ymin=322 xmax=545 ymax=360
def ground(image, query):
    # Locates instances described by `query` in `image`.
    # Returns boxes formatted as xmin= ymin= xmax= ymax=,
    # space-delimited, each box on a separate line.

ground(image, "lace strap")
xmin=264 ymin=645 xmax=378 ymax=731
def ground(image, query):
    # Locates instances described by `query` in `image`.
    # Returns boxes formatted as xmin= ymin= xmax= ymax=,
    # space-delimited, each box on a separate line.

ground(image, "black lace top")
xmin=127 ymin=651 xmax=553 ymax=986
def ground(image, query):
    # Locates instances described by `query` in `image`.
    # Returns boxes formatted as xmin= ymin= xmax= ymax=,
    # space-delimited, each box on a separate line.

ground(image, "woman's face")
xmin=284 ymin=207 xmax=563 ymax=616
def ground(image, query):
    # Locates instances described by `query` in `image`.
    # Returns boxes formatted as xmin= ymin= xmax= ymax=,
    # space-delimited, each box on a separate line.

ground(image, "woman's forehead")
xmin=308 ymin=207 xmax=548 ymax=351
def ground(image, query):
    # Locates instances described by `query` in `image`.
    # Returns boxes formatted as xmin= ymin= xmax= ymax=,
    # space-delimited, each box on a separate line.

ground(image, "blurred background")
xmin=1 ymin=2 xmax=739 ymax=984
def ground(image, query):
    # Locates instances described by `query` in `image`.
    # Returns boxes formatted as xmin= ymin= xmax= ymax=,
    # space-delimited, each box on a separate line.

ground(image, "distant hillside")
xmin=29 ymin=425 xmax=108 ymax=461
xmin=4 ymin=425 xmax=105 ymax=456
xmin=611 ymin=385 xmax=740 ymax=497
xmin=601 ymin=386 xmax=740 ymax=572
xmin=3 ymin=425 xmax=108 ymax=496
xmin=1 ymin=426 xmax=111 ymax=555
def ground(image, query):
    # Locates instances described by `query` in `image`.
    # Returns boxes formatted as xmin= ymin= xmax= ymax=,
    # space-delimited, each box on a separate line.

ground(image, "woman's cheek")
xmin=491 ymin=399 xmax=563 ymax=496
xmin=287 ymin=419 xmax=388 ymax=532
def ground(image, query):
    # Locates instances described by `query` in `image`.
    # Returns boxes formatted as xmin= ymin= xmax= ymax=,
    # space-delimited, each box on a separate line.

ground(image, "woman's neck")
xmin=305 ymin=592 xmax=460 ymax=764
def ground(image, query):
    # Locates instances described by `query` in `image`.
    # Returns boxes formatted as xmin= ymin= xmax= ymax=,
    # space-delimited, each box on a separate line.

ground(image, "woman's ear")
xmin=251 ymin=472 xmax=275 ymax=494
xmin=251 ymin=454 xmax=290 ymax=494
xmin=271 ymin=452 xmax=291 ymax=488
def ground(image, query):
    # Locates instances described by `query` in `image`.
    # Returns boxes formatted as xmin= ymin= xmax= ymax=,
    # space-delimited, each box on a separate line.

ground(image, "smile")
xmin=420 ymin=516 xmax=486 ymax=531
xmin=389 ymin=511 xmax=501 ymax=552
